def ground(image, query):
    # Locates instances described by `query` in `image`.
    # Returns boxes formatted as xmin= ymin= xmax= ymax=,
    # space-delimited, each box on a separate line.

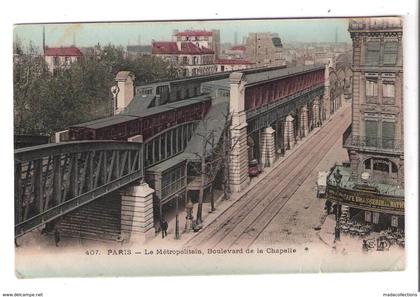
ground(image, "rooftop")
xmin=174 ymin=30 xmax=213 ymax=37
xmin=230 ymin=45 xmax=246 ymax=51
xmin=244 ymin=64 xmax=324 ymax=85
xmin=183 ymin=99 xmax=229 ymax=158
xmin=71 ymin=95 xmax=211 ymax=130
xmin=146 ymin=155 xmax=186 ymax=174
xmin=328 ymin=165 xmax=404 ymax=197
xmin=215 ymin=59 xmax=254 ymax=65
xmin=70 ymin=115 xmax=138 ymax=130
xmin=121 ymin=94 xmax=156 ymax=115
xmin=44 ymin=46 xmax=83 ymax=57
xmin=348 ymin=17 xmax=403 ymax=31
xmin=152 ymin=41 xmax=214 ymax=55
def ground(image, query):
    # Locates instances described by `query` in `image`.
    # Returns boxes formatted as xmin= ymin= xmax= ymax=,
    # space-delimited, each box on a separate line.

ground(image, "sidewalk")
xmin=318 ymin=214 xmax=405 ymax=255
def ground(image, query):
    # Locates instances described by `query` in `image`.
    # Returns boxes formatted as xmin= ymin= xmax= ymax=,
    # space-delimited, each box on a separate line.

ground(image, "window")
xmin=382 ymin=121 xmax=395 ymax=149
xmin=365 ymin=120 xmax=378 ymax=147
xmin=391 ymin=162 xmax=398 ymax=173
xmin=365 ymin=79 xmax=378 ymax=99
xmin=383 ymin=42 xmax=398 ymax=65
xmin=373 ymin=160 xmax=389 ymax=172
xmin=366 ymin=42 xmax=380 ymax=65
xmin=382 ymin=82 xmax=395 ymax=105
xmin=365 ymin=211 xmax=372 ymax=223
xmin=53 ymin=56 xmax=59 ymax=66
xmin=372 ymin=212 xmax=380 ymax=224
xmin=364 ymin=158 xmax=372 ymax=170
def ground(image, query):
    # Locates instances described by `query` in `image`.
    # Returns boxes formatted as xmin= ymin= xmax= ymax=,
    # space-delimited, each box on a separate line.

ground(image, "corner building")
xmin=327 ymin=17 xmax=404 ymax=232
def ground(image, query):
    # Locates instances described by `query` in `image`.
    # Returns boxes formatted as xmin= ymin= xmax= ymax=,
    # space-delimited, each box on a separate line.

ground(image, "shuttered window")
xmin=382 ymin=82 xmax=395 ymax=97
xmin=366 ymin=42 xmax=380 ymax=65
xmin=383 ymin=42 xmax=398 ymax=65
xmin=382 ymin=82 xmax=396 ymax=105
xmin=365 ymin=80 xmax=378 ymax=97
xmin=382 ymin=121 xmax=395 ymax=149
xmin=365 ymin=120 xmax=378 ymax=147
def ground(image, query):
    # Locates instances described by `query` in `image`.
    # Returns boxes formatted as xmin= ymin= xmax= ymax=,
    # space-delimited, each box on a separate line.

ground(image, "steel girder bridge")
xmin=14 ymin=141 xmax=144 ymax=238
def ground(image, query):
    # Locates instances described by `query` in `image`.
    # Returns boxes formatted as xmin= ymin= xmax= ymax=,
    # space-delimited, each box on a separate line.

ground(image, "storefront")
xmin=326 ymin=165 xmax=404 ymax=232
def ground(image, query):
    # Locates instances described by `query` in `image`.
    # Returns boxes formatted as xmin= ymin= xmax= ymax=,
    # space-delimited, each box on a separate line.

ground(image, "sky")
xmin=14 ymin=18 xmax=351 ymax=49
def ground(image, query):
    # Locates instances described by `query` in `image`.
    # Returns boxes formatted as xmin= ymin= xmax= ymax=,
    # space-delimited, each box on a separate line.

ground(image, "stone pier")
xmin=120 ymin=182 xmax=155 ymax=243
xmin=229 ymin=72 xmax=250 ymax=192
xmin=313 ymin=98 xmax=320 ymax=127
xmin=260 ymin=127 xmax=276 ymax=168
xmin=300 ymin=106 xmax=309 ymax=137
xmin=284 ymin=115 xmax=295 ymax=150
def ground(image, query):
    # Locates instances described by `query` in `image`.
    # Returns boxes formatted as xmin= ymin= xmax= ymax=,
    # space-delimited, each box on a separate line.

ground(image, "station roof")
xmin=70 ymin=114 xmax=138 ymax=129
xmin=146 ymin=155 xmax=186 ymax=174
xmin=244 ymin=64 xmax=324 ymax=85
xmin=183 ymin=99 xmax=229 ymax=159
xmin=121 ymin=94 xmax=156 ymax=115
xmin=202 ymin=78 xmax=230 ymax=89
xmin=71 ymin=95 xmax=211 ymax=130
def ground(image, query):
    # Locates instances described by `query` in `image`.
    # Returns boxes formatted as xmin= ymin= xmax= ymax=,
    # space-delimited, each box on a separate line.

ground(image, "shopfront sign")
xmin=326 ymin=185 xmax=404 ymax=214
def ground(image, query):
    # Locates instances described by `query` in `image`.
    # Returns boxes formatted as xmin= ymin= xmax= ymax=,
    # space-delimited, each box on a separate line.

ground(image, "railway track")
xmin=184 ymin=105 xmax=351 ymax=250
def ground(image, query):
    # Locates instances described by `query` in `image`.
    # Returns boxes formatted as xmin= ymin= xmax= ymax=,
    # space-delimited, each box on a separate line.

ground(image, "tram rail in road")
xmin=184 ymin=104 xmax=351 ymax=250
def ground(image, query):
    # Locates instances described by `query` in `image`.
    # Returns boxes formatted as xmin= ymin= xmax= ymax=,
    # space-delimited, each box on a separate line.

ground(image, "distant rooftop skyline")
xmin=14 ymin=18 xmax=352 ymax=49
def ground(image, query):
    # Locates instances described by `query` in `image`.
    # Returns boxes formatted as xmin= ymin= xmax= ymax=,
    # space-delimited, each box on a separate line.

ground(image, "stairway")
xmin=56 ymin=194 xmax=122 ymax=242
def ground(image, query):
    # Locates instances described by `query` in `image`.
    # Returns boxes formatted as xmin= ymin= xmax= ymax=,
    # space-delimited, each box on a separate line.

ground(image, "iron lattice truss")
xmin=14 ymin=141 xmax=144 ymax=238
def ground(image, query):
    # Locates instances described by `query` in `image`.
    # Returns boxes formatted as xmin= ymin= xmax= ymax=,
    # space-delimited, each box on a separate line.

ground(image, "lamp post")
xmin=184 ymin=199 xmax=194 ymax=232
xmin=174 ymin=194 xmax=180 ymax=240
xmin=334 ymin=168 xmax=343 ymax=241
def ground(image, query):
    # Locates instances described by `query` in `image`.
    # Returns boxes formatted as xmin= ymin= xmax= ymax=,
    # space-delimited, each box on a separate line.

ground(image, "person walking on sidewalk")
xmin=160 ymin=218 xmax=168 ymax=239
xmin=54 ymin=228 xmax=61 ymax=247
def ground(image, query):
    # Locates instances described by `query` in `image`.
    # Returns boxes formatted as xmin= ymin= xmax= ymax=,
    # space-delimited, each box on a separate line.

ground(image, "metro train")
xmin=68 ymin=95 xmax=212 ymax=141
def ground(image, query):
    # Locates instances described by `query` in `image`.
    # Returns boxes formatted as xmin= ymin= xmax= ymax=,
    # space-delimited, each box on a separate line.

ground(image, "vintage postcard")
xmin=13 ymin=16 xmax=406 ymax=277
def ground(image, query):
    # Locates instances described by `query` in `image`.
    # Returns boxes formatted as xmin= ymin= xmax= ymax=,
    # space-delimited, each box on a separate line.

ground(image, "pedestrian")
xmin=362 ymin=240 xmax=369 ymax=252
xmin=54 ymin=228 xmax=60 ymax=247
xmin=160 ymin=218 xmax=168 ymax=239
xmin=325 ymin=200 xmax=332 ymax=214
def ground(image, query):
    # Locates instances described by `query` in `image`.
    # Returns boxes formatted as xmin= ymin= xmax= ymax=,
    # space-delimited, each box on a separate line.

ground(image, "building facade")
xmin=244 ymin=32 xmax=286 ymax=67
xmin=326 ymin=17 xmax=404 ymax=232
xmin=173 ymin=30 xmax=221 ymax=58
xmin=215 ymin=59 xmax=255 ymax=72
xmin=152 ymin=41 xmax=216 ymax=77
xmin=43 ymin=46 xmax=83 ymax=72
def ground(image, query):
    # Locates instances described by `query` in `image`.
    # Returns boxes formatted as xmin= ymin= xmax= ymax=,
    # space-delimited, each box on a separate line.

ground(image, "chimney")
xmin=114 ymin=71 xmax=136 ymax=114
xmin=42 ymin=26 xmax=46 ymax=53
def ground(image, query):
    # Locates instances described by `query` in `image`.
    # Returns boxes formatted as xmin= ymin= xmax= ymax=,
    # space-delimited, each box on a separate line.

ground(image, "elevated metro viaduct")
xmin=14 ymin=64 xmax=345 ymax=244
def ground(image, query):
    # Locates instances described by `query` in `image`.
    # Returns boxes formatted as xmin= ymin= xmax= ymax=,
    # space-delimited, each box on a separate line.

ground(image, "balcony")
xmin=343 ymin=125 xmax=403 ymax=154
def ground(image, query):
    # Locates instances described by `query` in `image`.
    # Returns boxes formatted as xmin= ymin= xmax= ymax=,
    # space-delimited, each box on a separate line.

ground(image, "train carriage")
xmin=68 ymin=95 xmax=212 ymax=142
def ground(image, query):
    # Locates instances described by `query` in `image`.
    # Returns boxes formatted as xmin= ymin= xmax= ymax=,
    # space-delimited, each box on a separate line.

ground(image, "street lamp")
xmin=334 ymin=168 xmax=343 ymax=241
xmin=184 ymin=199 xmax=194 ymax=233
xmin=174 ymin=194 xmax=180 ymax=240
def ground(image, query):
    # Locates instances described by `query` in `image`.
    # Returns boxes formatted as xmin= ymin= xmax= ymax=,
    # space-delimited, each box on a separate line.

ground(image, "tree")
xmin=13 ymin=43 xmax=177 ymax=136
xmin=188 ymin=108 xmax=238 ymax=225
